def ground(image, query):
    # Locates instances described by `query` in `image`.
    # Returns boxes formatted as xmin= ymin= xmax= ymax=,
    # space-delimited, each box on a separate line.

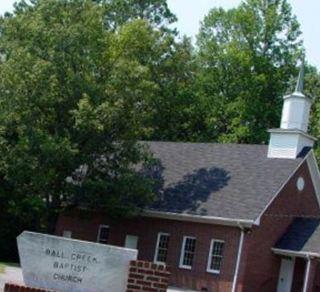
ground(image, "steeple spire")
xmin=294 ymin=59 xmax=305 ymax=94
xmin=267 ymin=58 xmax=316 ymax=159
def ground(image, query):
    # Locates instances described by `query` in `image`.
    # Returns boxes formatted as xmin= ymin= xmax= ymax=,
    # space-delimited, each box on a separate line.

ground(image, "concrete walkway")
xmin=168 ymin=288 xmax=198 ymax=292
xmin=0 ymin=266 xmax=23 ymax=290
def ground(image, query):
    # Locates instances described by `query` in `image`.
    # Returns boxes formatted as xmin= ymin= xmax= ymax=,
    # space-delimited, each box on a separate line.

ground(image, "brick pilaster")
xmin=127 ymin=260 xmax=171 ymax=292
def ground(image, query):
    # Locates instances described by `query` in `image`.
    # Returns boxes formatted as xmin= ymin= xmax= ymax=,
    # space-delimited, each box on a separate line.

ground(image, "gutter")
xmin=303 ymin=256 xmax=311 ymax=292
xmin=231 ymin=223 xmax=247 ymax=292
xmin=143 ymin=210 xmax=255 ymax=228
xmin=272 ymin=248 xmax=320 ymax=259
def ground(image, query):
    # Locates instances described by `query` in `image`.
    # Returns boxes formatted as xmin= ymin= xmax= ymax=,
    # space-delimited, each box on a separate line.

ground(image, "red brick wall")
xmin=127 ymin=260 xmax=170 ymax=292
xmin=312 ymin=263 xmax=320 ymax=292
xmin=4 ymin=283 xmax=52 ymax=292
xmin=291 ymin=257 xmax=305 ymax=292
xmin=56 ymin=214 xmax=241 ymax=291
xmin=306 ymin=259 xmax=318 ymax=292
xmin=239 ymin=161 xmax=320 ymax=292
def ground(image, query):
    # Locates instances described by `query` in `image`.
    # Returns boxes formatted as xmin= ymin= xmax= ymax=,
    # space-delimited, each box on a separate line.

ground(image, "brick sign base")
xmin=4 ymin=283 xmax=52 ymax=292
xmin=127 ymin=260 xmax=170 ymax=292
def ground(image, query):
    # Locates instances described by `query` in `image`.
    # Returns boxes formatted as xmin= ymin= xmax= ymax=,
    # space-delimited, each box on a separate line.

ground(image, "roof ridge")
xmin=140 ymin=140 xmax=268 ymax=147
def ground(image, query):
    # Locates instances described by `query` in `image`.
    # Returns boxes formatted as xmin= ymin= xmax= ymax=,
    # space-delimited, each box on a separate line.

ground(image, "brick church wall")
xmin=55 ymin=160 xmax=320 ymax=291
xmin=56 ymin=213 xmax=241 ymax=291
xmin=239 ymin=161 xmax=320 ymax=291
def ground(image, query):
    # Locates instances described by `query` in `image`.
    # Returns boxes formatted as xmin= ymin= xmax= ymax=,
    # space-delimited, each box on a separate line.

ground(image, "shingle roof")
xmin=275 ymin=218 xmax=320 ymax=254
xmin=142 ymin=141 xmax=307 ymax=221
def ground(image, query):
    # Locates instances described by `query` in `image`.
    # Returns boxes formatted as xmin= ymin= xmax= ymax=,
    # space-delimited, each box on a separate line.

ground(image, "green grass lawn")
xmin=0 ymin=262 xmax=20 ymax=274
xmin=0 ymin=263 xmax=5 ymax=274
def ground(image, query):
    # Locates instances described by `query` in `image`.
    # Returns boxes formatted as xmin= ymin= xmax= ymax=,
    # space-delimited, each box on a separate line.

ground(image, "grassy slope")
xmin=0 ymin=263 xmax=5 ymax=274
xmin=0 ymin=262 xmax=20 ymax=274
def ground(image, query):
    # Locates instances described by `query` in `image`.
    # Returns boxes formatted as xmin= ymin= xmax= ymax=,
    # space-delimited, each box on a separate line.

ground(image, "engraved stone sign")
xmin=17 ymin=231 xmax=138 ymax=292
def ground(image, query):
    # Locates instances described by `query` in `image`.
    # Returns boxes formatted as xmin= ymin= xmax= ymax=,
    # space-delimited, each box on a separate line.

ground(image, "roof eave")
xmin=268 ymin=128 xmax=317 ymax=141
xmin=272 ymin=247 xmax=320 ymax=259
xmin=143 ymin=210 xmax=255 ymax=228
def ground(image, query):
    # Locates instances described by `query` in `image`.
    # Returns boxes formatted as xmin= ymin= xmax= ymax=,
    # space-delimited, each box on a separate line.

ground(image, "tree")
xmin=97 ymin=0 xmax=200 ymax=142
xmin=0 ymin=0 xmax=175 ymax=238
xmin=139 ymin=36 xmax=205 ymax=142
xmin=196 ymin=0 xmax=303 ymax=143
xmin=102 ymin=0 xmax=177 ymax=32
xmin=306 ymin=66 xmax=320 ymax=160
xmin=0 ymin=178 xmax=44 ymax=260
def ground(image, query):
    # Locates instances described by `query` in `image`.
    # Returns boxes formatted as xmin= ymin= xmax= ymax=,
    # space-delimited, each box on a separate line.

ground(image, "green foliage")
xmin=196 ymin=0 xmax=303 ymax=143
xmin=306 ymin=66 xmax=320 ymax=160
xmin=102 ymin=0 xmax=177 ymax=32
xmin=0 ymin=178 xmax=43 ymax=260
xmin=0 ymin=0 xmax=180 ymax=243
xmin=140 ymin=36 xmax=203 ymax=142
xmin=0 ymin=0 xmax=319 ymax=261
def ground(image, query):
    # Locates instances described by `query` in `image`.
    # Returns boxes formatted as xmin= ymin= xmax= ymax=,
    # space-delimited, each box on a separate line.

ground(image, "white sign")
xmin=17 ymin=231 xmax=137 ymax=292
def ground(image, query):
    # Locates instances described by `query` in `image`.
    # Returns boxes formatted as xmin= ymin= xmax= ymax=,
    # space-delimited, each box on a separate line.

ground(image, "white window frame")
xmin=179 ymin=236 xmax=196 ymax=270
xmin=207 ymin=239 xmax=225 ymax=274
xmin=153 ymin=232 xmax=170 ymax=264
xmin=62 ymin=230 xmax=72 ymax=238
xmin=97 ymin=224 xmax=109 ymax=243
xmin=124 ymin=234 xmax=139 ymax=249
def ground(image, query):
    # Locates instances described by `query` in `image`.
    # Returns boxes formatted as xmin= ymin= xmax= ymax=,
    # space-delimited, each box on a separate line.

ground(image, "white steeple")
xmin=268 ymin=61 xmax=316 ymax=159
xmin=280 ymin=60 xmax=312 ymax=132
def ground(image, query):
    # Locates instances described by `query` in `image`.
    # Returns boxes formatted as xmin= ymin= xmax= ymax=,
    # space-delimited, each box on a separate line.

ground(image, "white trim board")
xmin=306 ymin=150 xmax=320 ymax=209
xmin=153 ymin=232 xmax=170 ymax=265
xmin=272 ymin=248 xmax=320 ymax=259
xmin=179 ymin=236 xmax=196 ymax=270
xmin=143 ymin=210 xmax=255 ymax=228
xmin=303 ymin=257 xmax=311 ymax=292
xmin=96 ymin=224 xmax=109 ymax=243
xmin=231 ymin=230 xmax=245 ymax=292
xmin=206 ymin=239 xmax=225 ymax=274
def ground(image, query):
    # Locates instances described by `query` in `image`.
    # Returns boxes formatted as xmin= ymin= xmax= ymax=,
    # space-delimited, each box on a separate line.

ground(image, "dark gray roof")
xmin=275 ymin=218 xmax=320 ymax=254
xmin=142 ymin=141 xmax=307 ymax=221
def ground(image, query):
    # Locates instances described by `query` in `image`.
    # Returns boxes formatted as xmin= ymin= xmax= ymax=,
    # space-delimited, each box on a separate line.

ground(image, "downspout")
xmin=303 ymin=256 xmax=311 ymax=292
xmin=231 ymin=223 xmax=246 ymax=292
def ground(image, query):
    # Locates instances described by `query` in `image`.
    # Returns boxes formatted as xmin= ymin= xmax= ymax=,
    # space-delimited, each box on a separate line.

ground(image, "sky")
xmin=167 ymin=0 xmax=320 ymax=70
xmin=0 ymin=0 xmax=319 ymax=69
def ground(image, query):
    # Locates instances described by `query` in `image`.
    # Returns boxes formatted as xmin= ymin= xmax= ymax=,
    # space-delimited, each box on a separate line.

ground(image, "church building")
xmin=56 ymin=66 xmax=320 ymax=292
